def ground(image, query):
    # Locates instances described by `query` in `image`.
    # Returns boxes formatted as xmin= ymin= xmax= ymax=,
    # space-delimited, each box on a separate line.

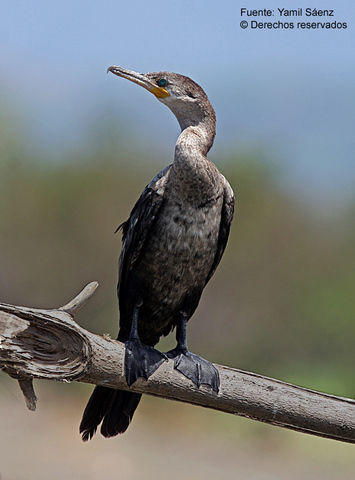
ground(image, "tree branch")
xmin=0 ymin=283 xmax=354 ymax=443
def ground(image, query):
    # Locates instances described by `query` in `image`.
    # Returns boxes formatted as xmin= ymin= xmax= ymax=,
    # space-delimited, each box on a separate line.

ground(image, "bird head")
xmin=107 ymin=66 xmax=215 ymax=131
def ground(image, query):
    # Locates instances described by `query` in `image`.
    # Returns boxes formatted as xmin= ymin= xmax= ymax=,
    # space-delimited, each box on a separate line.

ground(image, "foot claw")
xmin=125 ymin=339 xmax=167 ymax=386
xmin=167 ymin=348 xmax=220 ymax=393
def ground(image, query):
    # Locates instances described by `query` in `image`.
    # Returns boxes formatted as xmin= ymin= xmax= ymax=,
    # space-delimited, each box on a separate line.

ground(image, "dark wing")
xmin=117 ymin=164 xmax=171 ymax=302
xmin=205 ymin=175 xmax=235 ymax=285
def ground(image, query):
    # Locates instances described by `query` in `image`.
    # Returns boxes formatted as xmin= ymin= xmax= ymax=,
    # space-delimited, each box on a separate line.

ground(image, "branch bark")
xmin=0 ymin=282 xmax=354 ymax=443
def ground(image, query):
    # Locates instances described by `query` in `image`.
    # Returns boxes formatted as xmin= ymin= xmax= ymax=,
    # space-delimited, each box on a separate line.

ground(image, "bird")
xmin=80 ymin=66 xmax=234 ymax=440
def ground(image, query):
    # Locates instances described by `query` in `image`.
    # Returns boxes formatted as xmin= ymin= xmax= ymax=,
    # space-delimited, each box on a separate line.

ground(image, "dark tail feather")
xmin=100 ymin=389 xmax=142 ymax=437
xmin=80 ymin=385 xmax=142 ymax=441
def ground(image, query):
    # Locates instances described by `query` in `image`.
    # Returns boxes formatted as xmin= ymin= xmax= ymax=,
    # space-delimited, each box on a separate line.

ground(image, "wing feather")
xmin=117 ymin=165 xmax=171 ymax=300
xmin=205 ymin=176 xmax=235 ymax=285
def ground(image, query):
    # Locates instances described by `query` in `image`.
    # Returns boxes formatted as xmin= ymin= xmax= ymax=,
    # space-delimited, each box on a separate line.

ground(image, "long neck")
xmin=169 ymin=105 xmax=219 ymax=202
xmin=174 ymin=106 xmax=216 ymax=164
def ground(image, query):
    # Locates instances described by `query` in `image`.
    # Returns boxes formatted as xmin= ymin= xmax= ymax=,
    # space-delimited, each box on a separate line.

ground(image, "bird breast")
xmin=136 ymin=192 xmax=223 ymax=326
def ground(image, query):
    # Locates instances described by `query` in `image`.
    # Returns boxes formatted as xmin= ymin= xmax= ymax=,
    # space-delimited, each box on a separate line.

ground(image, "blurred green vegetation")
xmin=0 ymin=102 xmax=354 ymax=402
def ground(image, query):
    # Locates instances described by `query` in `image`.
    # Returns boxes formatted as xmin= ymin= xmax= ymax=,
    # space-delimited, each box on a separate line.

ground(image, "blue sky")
xmin=1 ymin=0 xmax=354 ymax=204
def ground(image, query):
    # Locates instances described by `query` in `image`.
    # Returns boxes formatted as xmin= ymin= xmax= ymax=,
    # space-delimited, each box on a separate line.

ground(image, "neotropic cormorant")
xmin=80 ymin=66 xmax=234 ymax=440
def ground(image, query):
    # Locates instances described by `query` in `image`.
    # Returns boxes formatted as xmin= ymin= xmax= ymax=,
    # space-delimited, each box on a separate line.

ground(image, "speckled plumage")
xmin=118 ymin=161 xmax=233 ymax=345
xmin=80 ymin=67 xmax=234 ymax=440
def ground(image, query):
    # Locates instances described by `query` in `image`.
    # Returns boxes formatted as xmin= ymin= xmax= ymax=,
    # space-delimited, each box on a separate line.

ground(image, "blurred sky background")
xmin=1 ymin=0 xmax=354 ymax=204
xmin=1 ymin=2 xmax=354 ymax=479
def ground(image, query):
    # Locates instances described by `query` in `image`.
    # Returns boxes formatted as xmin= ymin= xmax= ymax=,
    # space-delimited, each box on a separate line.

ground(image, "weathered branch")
xmin=0 ymin=283 xmax=354 ymax=443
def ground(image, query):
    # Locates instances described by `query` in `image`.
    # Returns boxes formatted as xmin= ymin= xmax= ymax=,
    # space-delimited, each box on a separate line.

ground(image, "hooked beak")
xmin=107 ymin=66 xmax=170 ymax=99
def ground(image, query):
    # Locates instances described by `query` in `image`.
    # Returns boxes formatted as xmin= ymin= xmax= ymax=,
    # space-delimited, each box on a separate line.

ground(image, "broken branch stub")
xmin=0 ymin=283 xmax=98 ymax=409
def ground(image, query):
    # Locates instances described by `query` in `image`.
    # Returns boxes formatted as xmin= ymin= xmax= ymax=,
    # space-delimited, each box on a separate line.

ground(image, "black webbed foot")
xmin=167 ymin=347 xmax=220 ymax=393
xmin=125 ymin=338 xmax=167 ymax=387
xmin=124 ymin=302 xmax=166 ymax=386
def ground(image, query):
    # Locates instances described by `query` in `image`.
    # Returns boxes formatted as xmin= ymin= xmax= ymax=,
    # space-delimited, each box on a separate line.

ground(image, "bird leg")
xmin=166 ymin=313 xmax=220 ymax=393
xmin=125 ymin=303 xmax=167 ymax=386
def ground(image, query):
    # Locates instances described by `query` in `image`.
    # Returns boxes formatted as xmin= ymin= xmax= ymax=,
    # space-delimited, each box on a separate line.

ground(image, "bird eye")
xmin=157 ymin=78 xmax=167 ymax=87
